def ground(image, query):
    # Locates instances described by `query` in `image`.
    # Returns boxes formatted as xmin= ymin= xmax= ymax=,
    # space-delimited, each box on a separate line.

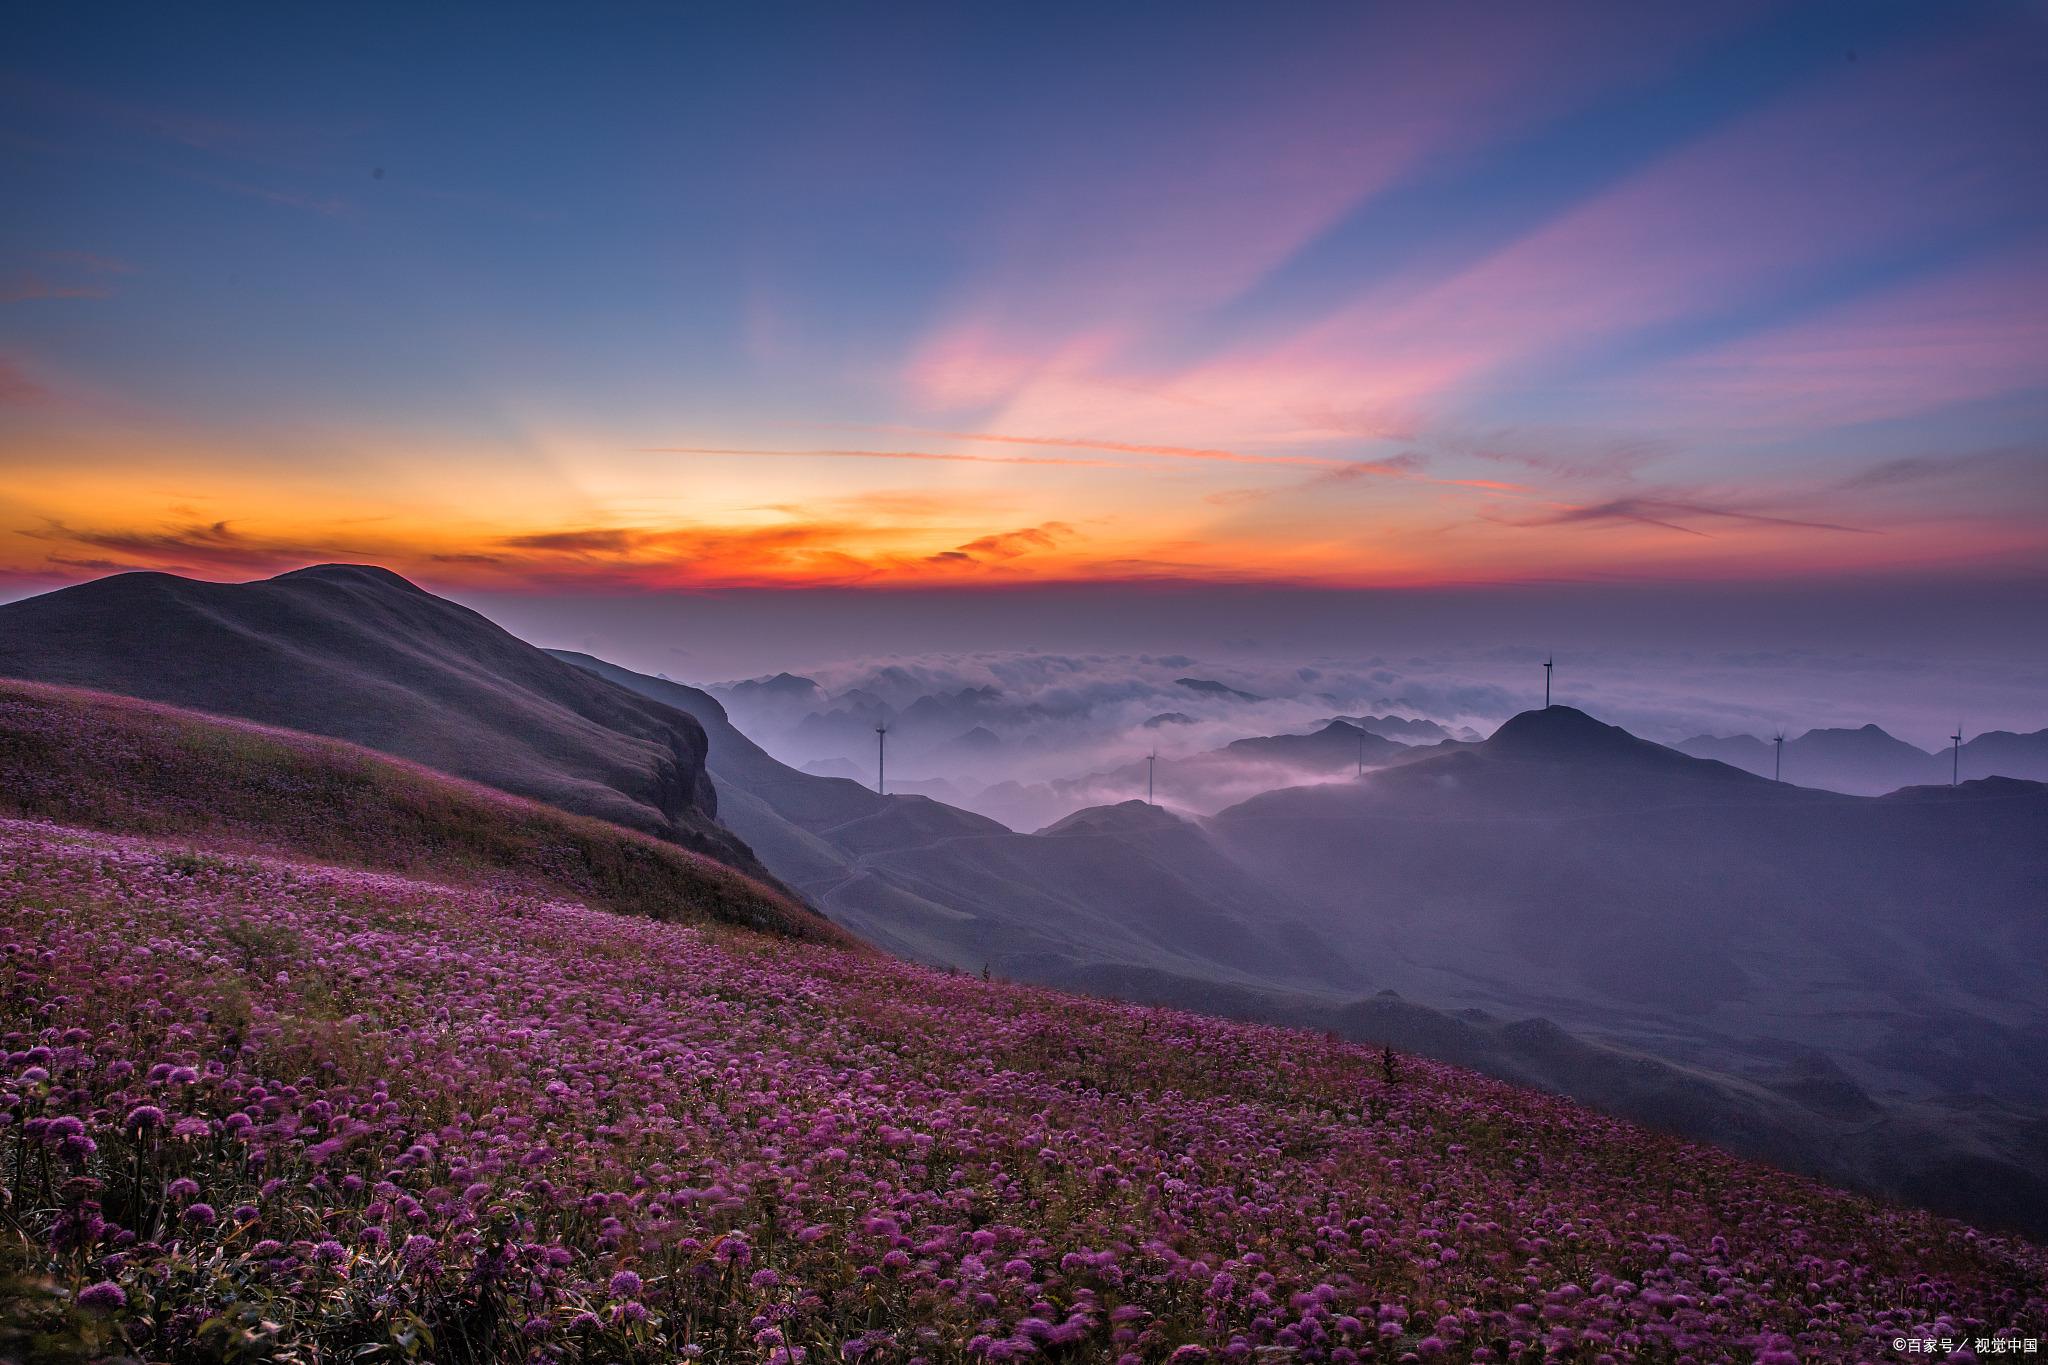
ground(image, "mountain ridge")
xmin=8 ymin=567 xmax=2045 ymax=1234
xmin=0 ymin=676 xmax=841 ymax=943
xmin=1675 ymin=721 xmax=2048 ymax=793
xmin=0 ymin=564 xmax=783 ymax=886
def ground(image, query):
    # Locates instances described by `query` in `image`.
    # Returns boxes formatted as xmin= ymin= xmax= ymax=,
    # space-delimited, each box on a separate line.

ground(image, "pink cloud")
xmin=1177 ymin=28 xmax=2043 ymax=421
xmin=1 ymin=251 xmax=140 ymax=304
xmin=1630 ymin=245 xmax=2048 ymax=432
xmin=0 ymin=357 xmax=47 ymax=403
xmin=902 ymin=6 xmax=1756 ymax=421
xmin=902 ymin=20 xmax=2044 ymax=466
xmin=0 ymin=273 xmax=108 ymax=303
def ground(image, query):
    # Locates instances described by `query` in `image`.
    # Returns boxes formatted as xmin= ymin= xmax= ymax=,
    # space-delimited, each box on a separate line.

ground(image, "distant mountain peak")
xmin=271 ymin=563 xmax=431 ymax=594
xmin=1482 ymin=706 xmax=1666 ymax=761
xmin=1331 ymin=713 xmax=1455 ymax=743
xmin=1036 ymin=799 xmax=1190 ymax=837
xmin=1466 ymin=706 xmax=1772 ymax=786
xmin=721 ymin=672 xmax=823 ymax=700
xmin=1176 ymin=677 xmax=1265 ymax=703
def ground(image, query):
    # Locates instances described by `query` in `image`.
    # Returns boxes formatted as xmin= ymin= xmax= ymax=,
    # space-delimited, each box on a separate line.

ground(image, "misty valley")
xmin=3 ymin=566 xmax=2043 ymax=1254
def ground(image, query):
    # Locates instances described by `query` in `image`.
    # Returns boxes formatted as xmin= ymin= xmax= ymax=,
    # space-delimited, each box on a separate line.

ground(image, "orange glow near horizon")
xmin=4 ymin=10 xmax=2042 ymax=599
xmin=4 ymin=410 xmax=2041 ymax=596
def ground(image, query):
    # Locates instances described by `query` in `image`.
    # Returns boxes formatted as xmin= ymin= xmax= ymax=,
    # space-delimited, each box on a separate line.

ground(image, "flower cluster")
xmin=2 ymin=819 xmax=2043 ymax=1363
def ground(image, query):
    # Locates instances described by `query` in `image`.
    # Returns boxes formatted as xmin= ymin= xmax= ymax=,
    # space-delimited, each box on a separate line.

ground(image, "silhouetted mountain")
xmin=1175 ymin=677 xmax=1265 ymax=702
xmin=1957 ymin=728 xmax=2048 ymax=782
xmin=0 ymin=566 xmax=778 ymax=883
xmin=1331 ymin=713 xmax=1459 ymax=743
xmin=1185 ymin=707 xmax=2048 ymax=1231
xmin=1036 ymin=799 xmax=1190 ymax=838
xmin=719 ymin=671 xmax=824 ymax=708
xmin=1221 ymin=719 xmax=1410 ymax=772
xmin=1212 ymin=706 xmax=2047 ymax=1103
xmin=1483 ymin=703 xmax=1759 ymax=776
xmin=1778 ymin=723 xmax=1947 ymax=793
xmin=1142 ymin=711 xmax=1195 ymax=728
xmin=998 ymin=720 xmax=1449 ymax=826
xmin=1675 ymin=722 xmax=2048 ymax=794
xmin=961 ymin=779 xmax=1075 ymax=833
xmin=914 ymin=725 xmax=1004 ymax=766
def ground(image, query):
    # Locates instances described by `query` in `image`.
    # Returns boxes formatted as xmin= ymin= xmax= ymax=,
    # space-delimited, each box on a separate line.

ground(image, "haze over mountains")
xmin=1675 ymin=725 xmax=2048 ymax=794
xmin=704 ymin=658 xmax=1494 ymax=829
xmin=3 ymin=565 xmax=2045 ymax=1236
xmin=704 ymin=658 xmax=2044 ymax=826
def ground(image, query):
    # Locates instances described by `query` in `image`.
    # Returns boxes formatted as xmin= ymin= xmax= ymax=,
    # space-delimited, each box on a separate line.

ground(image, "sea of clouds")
xmin=698 ymin=641 xmax=2045 ymax=829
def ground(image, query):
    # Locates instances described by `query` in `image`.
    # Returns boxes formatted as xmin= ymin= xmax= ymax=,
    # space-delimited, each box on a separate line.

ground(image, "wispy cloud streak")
xmin=1503 ymin=500 xmax=1876 ymax=537
xmin=640 ymin=446 xmax=1153 ymax=469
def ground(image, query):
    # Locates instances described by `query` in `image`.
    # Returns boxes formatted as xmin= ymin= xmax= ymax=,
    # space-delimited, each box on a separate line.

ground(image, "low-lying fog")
xmin=464 ymin=582 xmax=2048 ymax=831
xmin=702 ymin=650 xmax=1489 ymax=828
xmin=697 ymin=644 xmax=2042 ymax=829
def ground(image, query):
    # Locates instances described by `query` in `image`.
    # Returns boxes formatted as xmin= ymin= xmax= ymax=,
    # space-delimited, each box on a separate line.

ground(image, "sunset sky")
xmin=4 ymin=1 xmax=2043 ymax=603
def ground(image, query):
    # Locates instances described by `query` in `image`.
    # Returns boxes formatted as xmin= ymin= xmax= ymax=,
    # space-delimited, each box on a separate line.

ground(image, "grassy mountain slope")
xmin=0 ymin=565 xmax=779 ymax=885
xmin=1212 ymin=707 xmax=2048 ymax=1093
xmin=550 ymin=655 xmax=2048 ymax=1236
xmin=3 ymin=816 xmax=2042 ymax=1362
xmin=8 ymin=577 xmax=2042 ymax=1237
xmin=548 ymin=651 xmax=1352 ymax=994
xmin=0 ymin=678 xmax=851 ymax=947
xmin=1203 ymin=707 xmax=2048 ymax=1232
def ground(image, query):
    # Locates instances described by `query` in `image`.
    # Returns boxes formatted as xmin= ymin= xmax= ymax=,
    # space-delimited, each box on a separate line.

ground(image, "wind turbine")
xmin=1952 ymin=721 xmax=1963 ymax=787
xmin=1544 ymin=656 xmax=1554 ymax=709
xmin=875 ymin=723 xmax=888 ymax=796
xmin=1356 ymin=728 xmax=1365 ymax=777
xmin=1772 ymin=730 xmax=1786 ymax=783
xmin=1147 ymin=752 xmax=1157 ymax=806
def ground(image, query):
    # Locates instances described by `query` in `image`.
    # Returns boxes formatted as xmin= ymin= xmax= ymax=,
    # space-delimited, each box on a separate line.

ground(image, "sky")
xmin=2 ymin=2 xmax=2045 ymax=750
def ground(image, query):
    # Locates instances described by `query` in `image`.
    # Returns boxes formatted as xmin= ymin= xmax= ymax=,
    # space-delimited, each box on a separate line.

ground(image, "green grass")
xmin=0 ymin=677 xmax=857 ymax=948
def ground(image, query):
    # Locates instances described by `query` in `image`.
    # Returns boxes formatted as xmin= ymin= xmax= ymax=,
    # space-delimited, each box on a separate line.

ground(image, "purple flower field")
xmin=2 ymin=818 xmax=2042 ymax=1363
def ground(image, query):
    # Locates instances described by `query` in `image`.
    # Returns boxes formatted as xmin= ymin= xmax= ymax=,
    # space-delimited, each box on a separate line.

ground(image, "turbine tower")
xmin=1773 ymin=730 xmax=1786 ymax=783
xmin=1952 ymin=722 xmax=1963 ymax=787
xmin=1356 ymin=727 xmax=1365 ymax=777
xmin=1147 ymin=752 xmax=1157 ymax=806
xmin=875 ymin=723 xmax=888 ymax=796
xmin=1544 ymin=656 xmax=1554 ymax=708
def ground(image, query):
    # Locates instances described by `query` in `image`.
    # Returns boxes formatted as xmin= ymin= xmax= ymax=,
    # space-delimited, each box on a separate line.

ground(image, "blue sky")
xmin=3 ymin=1 xmax=2044 ymax=599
